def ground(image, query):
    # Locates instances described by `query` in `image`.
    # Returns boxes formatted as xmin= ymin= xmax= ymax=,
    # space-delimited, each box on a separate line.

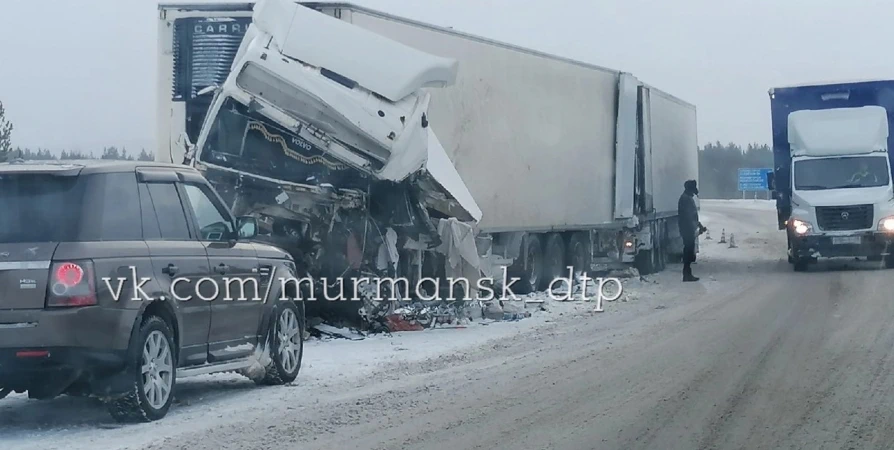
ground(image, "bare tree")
xmin=0 ymin=101 xmax=13 ymax=162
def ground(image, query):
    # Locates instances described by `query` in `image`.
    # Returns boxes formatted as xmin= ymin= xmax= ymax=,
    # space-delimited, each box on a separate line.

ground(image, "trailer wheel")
xmin=510 ymin=234 xmax=543 ymax=294
xmin=634 ymin=249 xmax=655 ymax=275
xmin=567 ymin=233 xmax=591 ymax=276
xmin=635 ymin=224 xmax=665 ymax=275
xmin=654 ymin=223 xmax=667 ymax=272
xmin=541 ymin=234 xmax=566 ymax=291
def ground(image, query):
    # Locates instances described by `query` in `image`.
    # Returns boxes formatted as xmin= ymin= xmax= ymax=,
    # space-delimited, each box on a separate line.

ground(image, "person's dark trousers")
xmin=682 ymin=241 xmax=698 ymax=281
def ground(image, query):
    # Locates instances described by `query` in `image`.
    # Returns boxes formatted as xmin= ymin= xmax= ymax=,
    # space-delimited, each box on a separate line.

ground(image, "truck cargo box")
xmin=309 ymin=4 xmax=697 ymax=232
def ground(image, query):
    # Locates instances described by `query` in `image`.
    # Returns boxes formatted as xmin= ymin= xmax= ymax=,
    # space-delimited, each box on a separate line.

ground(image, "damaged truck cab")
xmin=158 ymin=0 xmax=699 ymax=318
xmin=160 ymin=0 xmax=481 ymax=323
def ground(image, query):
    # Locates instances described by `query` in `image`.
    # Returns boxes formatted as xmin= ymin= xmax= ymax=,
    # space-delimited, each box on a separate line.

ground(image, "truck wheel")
xmin=567 ymin=233 xmax=591 ymax=276
xmin=793 ymin=258 xmax=809 ymax=272
xmin=108 ymin=316 xmax=176 ymax=423
xmin=634 ymin=249 xmax=655 ymax=275
xmin=786 ymin=234 xmax=794 ymax=263
xmin=541 ymin=234 xmax=566 ymax=291
xmin=654 ymin=225 xmax=667 ymax=272
xmin=256 ymin=300 xmax=304 ymax=386
xmin=511 ymin=234 xmax=543 ymax=294
xmin=884 ymin=255 xmax=894 ymax=269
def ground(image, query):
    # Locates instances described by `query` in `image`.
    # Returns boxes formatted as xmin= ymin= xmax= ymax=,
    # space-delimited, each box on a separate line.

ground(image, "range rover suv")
xmin=0 ymin=160 xmax=305 ymax=422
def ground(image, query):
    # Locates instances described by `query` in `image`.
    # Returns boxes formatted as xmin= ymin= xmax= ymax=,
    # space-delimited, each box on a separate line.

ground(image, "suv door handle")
xmin=215 ymin=263 xmax=229 ymax=275
xmin=162 ymin=264 xmax=179 ymax=277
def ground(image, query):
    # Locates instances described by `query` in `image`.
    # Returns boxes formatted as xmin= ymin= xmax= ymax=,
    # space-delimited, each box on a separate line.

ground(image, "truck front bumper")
xmin=791 ymin=232 xmax=894 ymax=259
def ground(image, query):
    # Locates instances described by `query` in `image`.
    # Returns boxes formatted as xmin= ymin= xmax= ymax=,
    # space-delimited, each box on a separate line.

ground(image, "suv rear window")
xmin=0 ymin=173 xmax=85 ymax=243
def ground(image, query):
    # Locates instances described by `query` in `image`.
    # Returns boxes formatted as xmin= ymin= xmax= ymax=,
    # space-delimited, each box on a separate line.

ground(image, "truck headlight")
xmin=878 ymin=217 xmax=894 ymax=232
xmin=790 ymin=218 xmax=812 ymax=235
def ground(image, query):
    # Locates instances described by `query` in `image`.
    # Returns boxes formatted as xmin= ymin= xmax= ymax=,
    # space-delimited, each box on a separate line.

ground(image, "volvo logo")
xmin=841 ymin=211 xmax=850 ymax=220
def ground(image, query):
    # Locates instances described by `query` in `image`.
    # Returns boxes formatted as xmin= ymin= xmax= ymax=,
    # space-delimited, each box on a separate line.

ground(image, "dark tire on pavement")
xmin=793 ymin=258 xmax=809 ymax=272
xmin=634 ymin=248 xmax=654 ymax=275
xmin=884 ymin=255 xmax=894 ymax=269
xmin=541 ymin=233 xmax=567 ymax=291
xmin=107 ymin=316 xmax=177 ymax=423
xmin=511 ymin=234 xmax=543 ymax=294
xmin=255 ymin=300 xmax=304 ymax=386
xmin=654 ymin=224 xmax=667 ymax=272
xmin=567 ymin=232 xmax=591 ymax=276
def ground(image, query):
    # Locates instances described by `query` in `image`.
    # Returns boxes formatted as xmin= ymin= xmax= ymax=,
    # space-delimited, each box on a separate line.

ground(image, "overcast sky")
xmin=1 ymin=0 xmax=892 ymax=154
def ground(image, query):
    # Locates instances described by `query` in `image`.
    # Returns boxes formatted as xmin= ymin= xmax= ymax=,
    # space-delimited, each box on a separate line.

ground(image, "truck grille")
xmin=815 ymin=205 xmax=873 ymax=231
xmin=172 ymin=17 xmax=251 ymax=101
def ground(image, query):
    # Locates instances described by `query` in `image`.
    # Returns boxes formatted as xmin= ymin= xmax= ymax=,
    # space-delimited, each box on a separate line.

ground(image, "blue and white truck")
xmin=768 ymin=80 xmax=894 ymax=270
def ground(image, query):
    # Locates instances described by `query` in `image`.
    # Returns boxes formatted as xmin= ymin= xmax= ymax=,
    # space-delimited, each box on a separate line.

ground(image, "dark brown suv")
xmin=0 ymin=160 xmax=305 ymax=422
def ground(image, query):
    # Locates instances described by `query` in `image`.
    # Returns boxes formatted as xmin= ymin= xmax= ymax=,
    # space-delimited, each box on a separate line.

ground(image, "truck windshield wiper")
xmin=796 ymin=185 xmax=827 ymax=190
xmin=831 ymin=184 xmax=866 ymax=189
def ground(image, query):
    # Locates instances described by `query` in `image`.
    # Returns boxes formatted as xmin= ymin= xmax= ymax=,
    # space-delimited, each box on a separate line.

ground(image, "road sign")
xmin=738 ymin=168 xmax=773 ymax=191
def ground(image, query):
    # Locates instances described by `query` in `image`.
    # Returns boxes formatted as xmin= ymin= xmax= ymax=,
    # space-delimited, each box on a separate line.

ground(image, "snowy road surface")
xmin=6 ymin=199 xmax=894 ymax=449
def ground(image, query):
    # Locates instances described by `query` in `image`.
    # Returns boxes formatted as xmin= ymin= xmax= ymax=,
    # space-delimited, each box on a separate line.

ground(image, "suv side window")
xmin=138 ymin=184 xmax=162 ymax=240
xmin=79 ymin=172 xmax=142 ymax=241
xmin=143 ymin=182 xmax=192 ymax=240
xmin=182 ymin=183 xmax=234 ymax=242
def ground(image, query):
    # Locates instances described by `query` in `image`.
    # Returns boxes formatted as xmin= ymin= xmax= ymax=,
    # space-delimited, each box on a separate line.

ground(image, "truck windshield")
xmin=793 ymin=156 xmax=890 ymax=190
xmin=0 ymin=173 xmax=84 ymax=243
xmin=198 ymin=96 xmax=356 ymax=187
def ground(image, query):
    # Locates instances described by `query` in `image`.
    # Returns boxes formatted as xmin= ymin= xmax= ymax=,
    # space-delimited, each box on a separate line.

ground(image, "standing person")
xmin=678 ymin=180 xmax=707 ymax=282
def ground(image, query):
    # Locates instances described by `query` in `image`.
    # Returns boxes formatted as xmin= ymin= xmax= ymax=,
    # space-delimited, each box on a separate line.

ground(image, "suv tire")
xmin=255 ymin=301 xmax=304 ymax=386
xmin=108 ymin=316 xmax=177 ymax=423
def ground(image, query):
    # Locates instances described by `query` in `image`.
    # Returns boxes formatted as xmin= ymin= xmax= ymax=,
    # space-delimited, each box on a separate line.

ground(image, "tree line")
xmin=698 ymin=142 xmax=774 ymax=199
xmin=2 ymin=97 xmax=769 ymax=199
xmin=0 ymin=101 xmax=154 ymax=163
xmin=7 ymin=146 xmax=154 ymax=161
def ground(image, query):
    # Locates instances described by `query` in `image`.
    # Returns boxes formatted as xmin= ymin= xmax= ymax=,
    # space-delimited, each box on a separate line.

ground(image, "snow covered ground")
xmin=0 ymin=199 xmax=781 ymax=450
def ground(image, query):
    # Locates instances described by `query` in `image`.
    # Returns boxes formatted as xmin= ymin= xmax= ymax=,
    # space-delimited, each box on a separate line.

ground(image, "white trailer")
xmin=156 ymin=1 xmax=699 ymax=293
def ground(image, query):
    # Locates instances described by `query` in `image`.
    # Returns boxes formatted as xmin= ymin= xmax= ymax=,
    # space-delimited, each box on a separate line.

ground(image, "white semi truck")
xmin=156 ymin=0 xmax=699 ymax=297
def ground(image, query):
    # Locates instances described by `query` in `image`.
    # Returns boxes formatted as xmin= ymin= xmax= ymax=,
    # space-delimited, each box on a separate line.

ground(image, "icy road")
xmin=4 ymin=200 xmax=894 ymax=449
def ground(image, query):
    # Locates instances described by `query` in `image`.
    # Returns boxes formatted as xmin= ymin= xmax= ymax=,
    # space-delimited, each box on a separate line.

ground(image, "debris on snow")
xmin=239 ymin=337 xmax=273 ymax=381
xmin=311 ymin=324 xmax=366 ymax=340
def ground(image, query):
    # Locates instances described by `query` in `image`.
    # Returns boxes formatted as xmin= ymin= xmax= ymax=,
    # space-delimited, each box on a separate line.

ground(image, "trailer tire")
xmin=635 ymin=224 xmax=666 ymax=275
xmin=634 ymin=249 xmax=655 ymax=275
xmin=510 ymin=234 xmax=543 ymax=294
xmin=567 ymin=233 xmax=591 ymax=276
xmin=541 ymin=234 xmax=566 ymax=291
xmin=654 ymin=223 xmax=667 ymax=272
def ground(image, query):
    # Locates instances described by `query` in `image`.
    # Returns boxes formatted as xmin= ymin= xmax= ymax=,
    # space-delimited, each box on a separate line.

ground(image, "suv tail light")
xmin=47 ymin=260 xmax=97 ymax=307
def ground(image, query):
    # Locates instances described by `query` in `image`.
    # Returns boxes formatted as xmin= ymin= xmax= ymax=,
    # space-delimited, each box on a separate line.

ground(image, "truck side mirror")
xmin=766 ymin=171 xmax=776 ymax=191
xmin=176 ymin=132 xmax=197 ymax=165
xmin=197 ymin=85 xmax=220 ymax=97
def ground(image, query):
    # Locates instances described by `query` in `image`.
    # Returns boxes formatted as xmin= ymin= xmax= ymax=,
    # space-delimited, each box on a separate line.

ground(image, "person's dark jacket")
xmin=678 ymin=192 xmax=699 ymax=244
